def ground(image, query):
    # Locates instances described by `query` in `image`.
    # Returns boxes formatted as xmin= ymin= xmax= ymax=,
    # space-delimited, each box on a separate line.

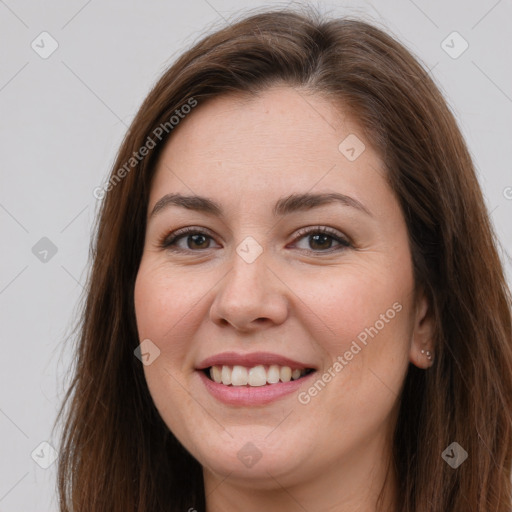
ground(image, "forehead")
xmin=158 ymin=86 xmax=366 ymax=161
xmin=149 ymin=86 xmax=388 ymax=213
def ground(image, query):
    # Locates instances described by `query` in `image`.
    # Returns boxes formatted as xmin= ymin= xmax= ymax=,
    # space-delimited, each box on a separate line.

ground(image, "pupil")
xmin=311 ymin=234 xmax=331 ymax=250
xmin=189 ymin=234 xmax=208 ymax=249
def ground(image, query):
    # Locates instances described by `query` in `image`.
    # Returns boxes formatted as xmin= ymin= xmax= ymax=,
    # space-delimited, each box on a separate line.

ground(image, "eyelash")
xmin=158 ymin=225 xmax=352 ymax=254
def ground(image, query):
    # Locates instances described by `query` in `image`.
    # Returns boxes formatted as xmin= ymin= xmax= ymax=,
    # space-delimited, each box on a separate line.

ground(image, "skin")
xmin=134 ymin=85 xmax=434 ymax=512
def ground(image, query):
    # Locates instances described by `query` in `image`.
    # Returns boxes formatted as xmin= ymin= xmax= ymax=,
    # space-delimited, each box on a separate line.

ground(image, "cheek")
xmin=134 ymin=265 xmax=202 ymax=438
xmin=134 ymin=263 xmax=201 ymax=363
xmin=297 ymin=264 xmax=411 ymax=354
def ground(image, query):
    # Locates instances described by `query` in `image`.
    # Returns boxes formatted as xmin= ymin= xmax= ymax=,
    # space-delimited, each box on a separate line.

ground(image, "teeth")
xmin=248 ymin=365 xmax=267 ymax=386
xmin=221 ymin=365 xmax=232 ymax=385
xmin=208 ymin=364 xmax=310 ymax=386
xmin=231 ymin=365 xmax=248 ymax=386
xmin=211 ymin=365 xmax=222 ymax=383
xmin=280 ymin=366 xmax=292 ymax=383
xmin=267 ymin=364 xmax=280 ymax=384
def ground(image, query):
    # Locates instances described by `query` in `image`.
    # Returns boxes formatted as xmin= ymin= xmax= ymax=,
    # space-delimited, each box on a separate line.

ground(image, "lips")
xmin=196 ymin=351 xmax=316 ymax=371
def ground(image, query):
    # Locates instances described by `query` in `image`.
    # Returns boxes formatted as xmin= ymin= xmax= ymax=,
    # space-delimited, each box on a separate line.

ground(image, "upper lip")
xmin=196 ymin=351 xmax=317 ymax=370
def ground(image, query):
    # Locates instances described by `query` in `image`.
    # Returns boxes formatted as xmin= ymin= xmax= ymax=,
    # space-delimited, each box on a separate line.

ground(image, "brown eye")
xmin=292 ymin=226 xmax=351 ymax=253
xmin=186 ymin=233 xmax=211 ymax=249
xmin=159 ymin=227 xmax=220 ymax=252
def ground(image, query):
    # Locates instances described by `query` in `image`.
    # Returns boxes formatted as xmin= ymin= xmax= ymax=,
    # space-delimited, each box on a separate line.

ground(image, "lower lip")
xmin=197 ymin=370 xmax=316 ymax=406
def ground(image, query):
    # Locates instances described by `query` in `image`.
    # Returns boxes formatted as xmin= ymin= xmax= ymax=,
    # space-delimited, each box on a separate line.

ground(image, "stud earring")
xmin=421 ymin=349 xmax=433 ymax=361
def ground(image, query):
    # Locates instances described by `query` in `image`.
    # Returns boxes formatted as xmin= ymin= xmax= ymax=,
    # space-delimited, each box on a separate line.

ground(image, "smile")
xmin=196 ymin=351 xmax=318 ymax=405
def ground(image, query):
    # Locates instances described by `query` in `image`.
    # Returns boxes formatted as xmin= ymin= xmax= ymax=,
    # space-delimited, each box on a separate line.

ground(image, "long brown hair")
xmin=54 ymin=5 xmax=512 ymax=511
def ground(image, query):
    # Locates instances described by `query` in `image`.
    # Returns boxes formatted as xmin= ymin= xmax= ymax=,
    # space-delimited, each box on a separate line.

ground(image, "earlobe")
xmin=409 ymin=290 xmax=435 ymax=369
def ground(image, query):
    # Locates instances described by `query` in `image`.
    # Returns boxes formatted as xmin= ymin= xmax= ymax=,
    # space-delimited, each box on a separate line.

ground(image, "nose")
xmin=209 ymin=247 xmax=289 ymax=333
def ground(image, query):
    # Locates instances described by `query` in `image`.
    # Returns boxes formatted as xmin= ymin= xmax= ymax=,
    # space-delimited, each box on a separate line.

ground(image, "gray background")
xmin=1 ymin=0 xmax=511 ymax=510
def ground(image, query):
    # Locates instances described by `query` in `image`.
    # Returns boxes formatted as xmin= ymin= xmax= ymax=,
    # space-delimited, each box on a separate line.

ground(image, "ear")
xmin=409 ymin=288 xmax=435 ymax=369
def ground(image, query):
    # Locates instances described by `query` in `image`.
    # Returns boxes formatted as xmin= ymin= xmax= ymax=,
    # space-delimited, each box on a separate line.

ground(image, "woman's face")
xmin=134 ymin=86 xmax=432 ymax=492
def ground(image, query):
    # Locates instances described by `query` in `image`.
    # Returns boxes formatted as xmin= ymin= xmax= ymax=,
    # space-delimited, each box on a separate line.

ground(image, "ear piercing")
xmin=421 ymin=349 xmax=433 ymax=361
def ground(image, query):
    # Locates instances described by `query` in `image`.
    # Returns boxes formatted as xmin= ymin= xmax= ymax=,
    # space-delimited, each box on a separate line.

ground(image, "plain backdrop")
xmin=0 ymin=0 xmax=511 ymax=510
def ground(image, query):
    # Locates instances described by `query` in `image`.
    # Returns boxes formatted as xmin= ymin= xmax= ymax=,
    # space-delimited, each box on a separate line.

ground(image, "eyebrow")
xmin=150 ymin=192 xmax=372 ymax=218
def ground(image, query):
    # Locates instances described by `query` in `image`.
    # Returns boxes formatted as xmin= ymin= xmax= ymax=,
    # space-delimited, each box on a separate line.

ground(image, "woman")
xmin=55 ymin=6 xmax=512 ymax=512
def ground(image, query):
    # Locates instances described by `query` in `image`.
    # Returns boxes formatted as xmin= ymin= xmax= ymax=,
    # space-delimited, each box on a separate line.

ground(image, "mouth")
xmin=196 ymin=351 xmax=318 ymax=405
xmin=203 ymin=364 xmax=316 ymax=387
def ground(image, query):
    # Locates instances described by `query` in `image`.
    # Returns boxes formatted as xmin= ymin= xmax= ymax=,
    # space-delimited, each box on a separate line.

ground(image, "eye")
xmin=158 ymin=225 xmax=352 ymax=254
xmin=291 ymin=226 xmax=351 ymax=253
xmin=159 ymin=226 xmax=219 ymax=251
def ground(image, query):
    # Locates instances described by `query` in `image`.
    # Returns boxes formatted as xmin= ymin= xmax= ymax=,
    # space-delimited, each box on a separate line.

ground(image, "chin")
xmin=188 ymin=431 xmax=313 ymax=486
